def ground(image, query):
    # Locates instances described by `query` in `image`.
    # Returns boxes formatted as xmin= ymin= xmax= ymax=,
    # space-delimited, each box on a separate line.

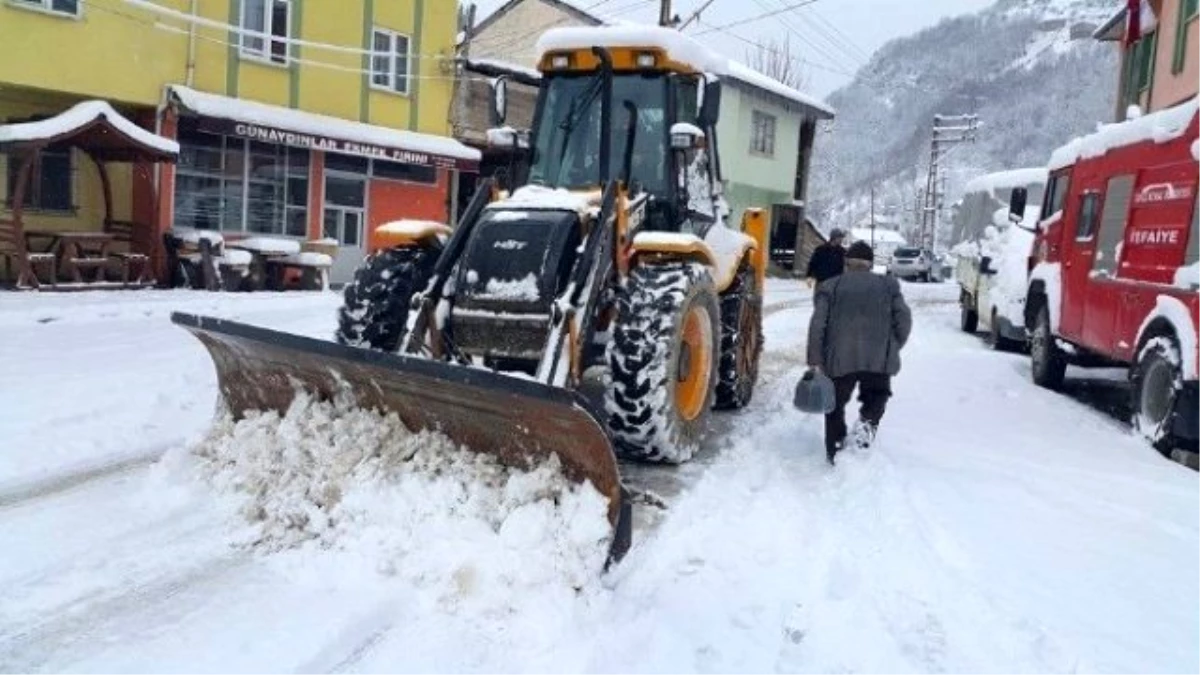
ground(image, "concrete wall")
xmin=470 ymin=0 xmax=592 ymax=67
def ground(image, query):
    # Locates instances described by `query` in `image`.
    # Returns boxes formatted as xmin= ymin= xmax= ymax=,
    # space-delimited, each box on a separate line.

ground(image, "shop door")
xmin=324 ymin=173 xmax=367 ymax=285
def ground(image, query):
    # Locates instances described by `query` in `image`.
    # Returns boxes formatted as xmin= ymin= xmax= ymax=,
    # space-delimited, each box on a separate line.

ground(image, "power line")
xmin=695 ymin=17 xmax=855 ymax=77
xmin=695 ymin=0 xmax=821 ymax=35
xmin=778 ymin=0 xmax=868 ymax=66
xmin=82 ymin=0 xmax=501 ymax=83
xmin=751 ymin=0 xmax=850 ymax=74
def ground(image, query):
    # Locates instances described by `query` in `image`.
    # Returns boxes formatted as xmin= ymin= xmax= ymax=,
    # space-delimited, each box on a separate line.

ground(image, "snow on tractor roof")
xmin=535 ymin=25 xmax=834 ymax=118
xmin=962 ymin=167 xmax=1048 ymax=196
xmin=1047 ymin=96 xmax=1198 ymax=171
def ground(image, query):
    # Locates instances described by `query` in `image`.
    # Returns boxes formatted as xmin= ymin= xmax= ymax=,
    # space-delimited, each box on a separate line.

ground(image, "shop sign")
xmin=198 ymin=118 xmax=478 ymax=171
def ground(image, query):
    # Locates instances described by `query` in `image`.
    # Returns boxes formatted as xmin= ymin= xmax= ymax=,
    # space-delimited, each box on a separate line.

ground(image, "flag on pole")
xmin=1125 ymin=0 xmax=1141 ymax=47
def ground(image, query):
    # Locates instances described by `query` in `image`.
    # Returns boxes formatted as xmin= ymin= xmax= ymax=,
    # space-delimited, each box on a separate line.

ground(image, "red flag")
xmin=1125 ymin=0 xmax=1141 ymax=47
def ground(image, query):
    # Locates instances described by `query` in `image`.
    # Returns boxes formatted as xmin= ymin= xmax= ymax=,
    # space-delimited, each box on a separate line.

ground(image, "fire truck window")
xmin=1042 ymin=174 xmax=1070 ymax=219
xmin=1075 ymin=192 xmax=1101 ymax=240
xmin=1093 ymin=174 xmax=1134 ymax=275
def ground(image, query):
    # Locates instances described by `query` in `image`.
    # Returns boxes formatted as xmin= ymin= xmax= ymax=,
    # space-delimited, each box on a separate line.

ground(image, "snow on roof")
xmin=1047 ymin=96 xmax=1197 ymax=171
xmin=963 ymin=167 xmax=1048 ymax=196
xmin=464 ymin=57 xmax=541 ymax=82
xmin=534 ymin=25 xmax=834 ymax=118
xmin=724 ymin=60 xmax=834 ymax=118
xmin=0 ymin=100 xmax=179 ymax=155
xmin=849 ymin=227 xmax=906 ymax=244
xmin=169 ymin=86 xmax=480 ymax=164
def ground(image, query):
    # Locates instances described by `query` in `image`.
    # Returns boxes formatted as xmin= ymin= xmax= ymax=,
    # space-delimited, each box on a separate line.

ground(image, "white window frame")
xmin=7 ymin=0 xmax=81 ymax=18
xmin=750 ymin=110 xmax=776 ymax=157
xmin=240 ymin=0 xmax=291 ymax=66
xmin=370 ymin=28 xmax=412 ymax=96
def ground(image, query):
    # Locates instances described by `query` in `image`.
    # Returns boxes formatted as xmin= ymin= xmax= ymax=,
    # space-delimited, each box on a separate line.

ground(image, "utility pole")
xmin=659 ymin=0 xmax=673 ymax=27
xmin=920 ymin=114 xmax=977 ymax=251
xmin=869 ymin=185 xmax=876 ymax=249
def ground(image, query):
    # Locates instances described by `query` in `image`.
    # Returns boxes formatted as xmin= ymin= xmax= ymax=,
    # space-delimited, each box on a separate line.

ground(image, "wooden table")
xmin=25 ymin=231 xmax=117 ymax=283
xmin=227 ymin=238 xmax=301 ymax=291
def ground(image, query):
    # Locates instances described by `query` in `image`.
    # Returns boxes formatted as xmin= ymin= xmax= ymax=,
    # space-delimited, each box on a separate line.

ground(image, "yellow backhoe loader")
xmin=174 ymin=25 xmax=770 ymax=565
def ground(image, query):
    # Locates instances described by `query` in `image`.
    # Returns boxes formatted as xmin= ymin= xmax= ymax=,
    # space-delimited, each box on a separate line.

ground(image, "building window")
xmin=1124 ymin=31 xmax=1157 ymax=104
xmin=174 ymin=125 xmax=309 ymax=236
xmin=241 ymin=0 xmax=290 ymax=65
xmin=371 ymin=29 xmax=411 ymax=94
xmin=749 ymin=110 xmax=776 ymax=157
xmin=1174 ymin=0 xmax=1199 ymax=74
xmin=5 ymin=146 xmax=73 ymax=213
xmin=10 ymin=0 xmax=79 ymax=17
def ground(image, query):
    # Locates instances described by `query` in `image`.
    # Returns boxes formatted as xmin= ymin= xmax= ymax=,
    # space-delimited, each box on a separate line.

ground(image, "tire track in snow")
xmin=0 ymin=441 xmax=180 ymax=510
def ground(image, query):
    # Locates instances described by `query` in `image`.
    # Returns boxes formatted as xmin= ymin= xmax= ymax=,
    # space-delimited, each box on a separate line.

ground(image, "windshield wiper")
xmin=556 ymin=76 xmax=606 ymax=164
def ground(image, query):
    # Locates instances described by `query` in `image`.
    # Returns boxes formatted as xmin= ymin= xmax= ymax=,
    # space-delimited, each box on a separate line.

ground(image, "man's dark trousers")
xmin=825 ymin=372 xmax=892 ymax=455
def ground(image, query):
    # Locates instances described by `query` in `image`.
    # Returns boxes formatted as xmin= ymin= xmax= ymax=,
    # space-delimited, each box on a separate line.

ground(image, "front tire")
xmin=1131 ymin=336 xmax=1183 ymax=455
xmin=606 ymin=262 xmax=720 ymax=463
xmin=714 ymin=264 xmax=764 ymax=410
xmin=335 ymin=245 xmax=441 ymax=352
xmin=1030 ymin=304 xmax=1066 ymax=389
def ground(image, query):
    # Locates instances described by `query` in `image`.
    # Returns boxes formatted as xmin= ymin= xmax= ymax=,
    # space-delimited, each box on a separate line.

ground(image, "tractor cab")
xmin=490 ymin=36 xmax=724 ymax=236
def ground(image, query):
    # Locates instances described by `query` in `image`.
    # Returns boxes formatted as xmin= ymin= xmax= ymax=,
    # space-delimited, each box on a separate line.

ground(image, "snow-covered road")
xmin=0 ymin=281 xmax=1196 ymax=672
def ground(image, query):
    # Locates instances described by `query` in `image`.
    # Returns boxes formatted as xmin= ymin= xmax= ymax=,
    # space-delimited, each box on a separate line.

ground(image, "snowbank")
xmin=191 ymin=394 xmax=612 ymax=588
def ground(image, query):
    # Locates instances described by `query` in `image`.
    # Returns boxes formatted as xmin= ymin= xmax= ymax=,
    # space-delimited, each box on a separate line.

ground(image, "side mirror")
xmin=489 ymin=75 xmax=509 ymax=127
xmin=1008 ymin=187 xmax=1027 ymax=224
xmin=697 ymin=75 xmax=721 ymax=128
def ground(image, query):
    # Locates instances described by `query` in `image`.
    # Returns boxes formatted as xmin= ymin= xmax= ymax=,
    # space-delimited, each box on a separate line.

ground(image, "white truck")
xmin=953 ymin=168 xmax=1047 ymax=350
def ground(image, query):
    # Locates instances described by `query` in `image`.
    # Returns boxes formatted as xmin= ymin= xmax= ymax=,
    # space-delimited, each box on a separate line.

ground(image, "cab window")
xmin=1042 ymin=172 xmax=1071 ymax=220
xmin=1075 ymin=191 xmax=1101 ymax=240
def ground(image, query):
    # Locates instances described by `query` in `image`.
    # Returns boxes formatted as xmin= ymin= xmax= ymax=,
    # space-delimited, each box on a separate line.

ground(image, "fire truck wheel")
xmin=1030 ymin=305 xmax=1066 ymax=390
xmin=1131 ymin=336 xmax=1183 ymax=455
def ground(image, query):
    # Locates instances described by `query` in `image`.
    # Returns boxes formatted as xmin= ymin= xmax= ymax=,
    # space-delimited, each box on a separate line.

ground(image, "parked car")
xmin=1022 ymin=97 xmax=1198 ymax=456
xmin=888 ymin=247 xmax=940 ymax=282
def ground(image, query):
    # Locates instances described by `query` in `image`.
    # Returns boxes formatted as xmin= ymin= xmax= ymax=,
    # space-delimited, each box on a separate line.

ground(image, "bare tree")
xmin=746 ymin=35 xmax=809 ymax=91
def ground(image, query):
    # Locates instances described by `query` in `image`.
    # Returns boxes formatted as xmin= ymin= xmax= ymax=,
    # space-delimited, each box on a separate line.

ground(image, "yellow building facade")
xmin=0 ymin=0 xmax=477 ymax=285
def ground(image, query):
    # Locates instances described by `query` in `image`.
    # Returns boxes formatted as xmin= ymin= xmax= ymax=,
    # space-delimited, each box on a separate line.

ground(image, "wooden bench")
xmin=1 ymin=218 xmax=56 ymax=288
xmin=278 ymin=251 xmax=333 ymax=291
xmin=104 ymin=219 xmax=153 ymax=285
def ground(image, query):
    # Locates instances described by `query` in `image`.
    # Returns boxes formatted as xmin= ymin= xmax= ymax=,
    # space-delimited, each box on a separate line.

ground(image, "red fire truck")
xmin=1016 ymin=97 xmax=1199 ymax=455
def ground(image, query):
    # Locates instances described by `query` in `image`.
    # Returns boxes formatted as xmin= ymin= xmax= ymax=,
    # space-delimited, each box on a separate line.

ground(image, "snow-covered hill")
xmin=809 ymin=0 xmax=1118 ymax=245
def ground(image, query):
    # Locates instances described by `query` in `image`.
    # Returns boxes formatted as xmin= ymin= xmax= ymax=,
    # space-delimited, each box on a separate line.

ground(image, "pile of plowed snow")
xmin=190 ymin=393 xmax=612 ymax=590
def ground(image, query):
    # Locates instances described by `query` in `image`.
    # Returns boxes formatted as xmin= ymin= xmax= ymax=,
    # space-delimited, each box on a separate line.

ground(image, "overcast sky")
xmin=471 ymin=0 xmax=997 ymax=98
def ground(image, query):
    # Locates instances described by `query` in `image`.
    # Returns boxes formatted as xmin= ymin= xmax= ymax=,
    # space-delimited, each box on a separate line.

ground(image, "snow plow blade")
xmin=171 ymin=312 xmax=630 ymax=562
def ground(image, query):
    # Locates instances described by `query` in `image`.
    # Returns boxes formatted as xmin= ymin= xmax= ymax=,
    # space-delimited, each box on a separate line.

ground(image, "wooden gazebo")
xmin=0 ymin=100 xmax=178 ymax=289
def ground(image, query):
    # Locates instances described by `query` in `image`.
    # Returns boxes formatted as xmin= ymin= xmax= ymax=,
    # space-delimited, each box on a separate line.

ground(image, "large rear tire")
xmin=960 ymin=296 xmax=978 ymax=333
xmin=1030 ymin=304 xmax=1066 ymax=389
xmin=336 ymin=245 xmax=441 ymax=352
xmin=714 ymin=264 xmax=763 ymax=410
xmin=1131 ymin=335 xmax=1183 ymax=455
xmin=606 ymin=261 xmax=720 ymax=463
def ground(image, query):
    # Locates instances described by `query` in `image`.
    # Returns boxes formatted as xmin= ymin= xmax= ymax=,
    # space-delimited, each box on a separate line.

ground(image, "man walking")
xmin=805 ymin=228 xmax=847 ymax=286
xmin=806 ymin=241 xmax=912 ymax=464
